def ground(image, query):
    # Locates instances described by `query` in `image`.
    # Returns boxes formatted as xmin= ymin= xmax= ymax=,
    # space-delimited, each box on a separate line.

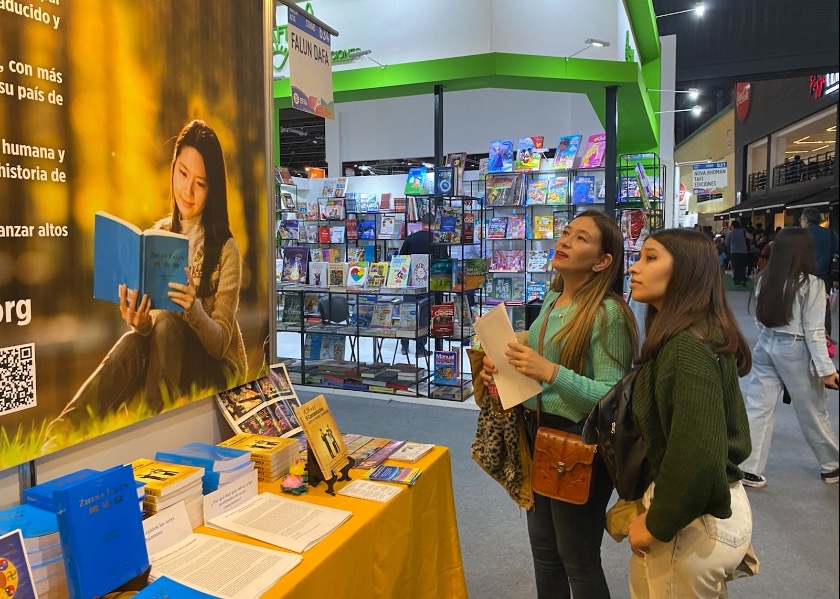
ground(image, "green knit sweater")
xmin=524 ymin=291 xmax=634 ymax=422
xmin=632 ymin=330 xmax=751 ymax=542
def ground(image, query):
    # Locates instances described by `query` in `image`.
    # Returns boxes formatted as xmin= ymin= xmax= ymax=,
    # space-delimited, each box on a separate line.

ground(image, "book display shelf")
xmin=274 ymin=179 xmax=485 ymax=402
xmin=483 ymin=167 xmax=607 ymax=325
xmin=617 ymin=152 xmax=665 ymax=281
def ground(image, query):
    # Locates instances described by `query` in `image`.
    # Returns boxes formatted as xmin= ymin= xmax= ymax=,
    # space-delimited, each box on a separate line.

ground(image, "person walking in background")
xmin=626 ymin=229 xmax=753 ymax=598
xmin=481 ymin=210 xmax=637 ymax=599
xmin=800 ymin=207 xmax=839 ymax=352
xmin=399 ymin=213 xmax=434 ymax=357
xmin=62 ymin=120 xmax=247 ymax=425
xmin=725 ymin=220 xmax=752 ymax=286
xmin=740 ymin=228 xmax=839 ymax=488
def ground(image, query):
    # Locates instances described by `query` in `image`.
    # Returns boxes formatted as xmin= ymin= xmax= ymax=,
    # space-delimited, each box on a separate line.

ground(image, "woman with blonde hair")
xmin=482 ymin=209 xmax=637 ymax=598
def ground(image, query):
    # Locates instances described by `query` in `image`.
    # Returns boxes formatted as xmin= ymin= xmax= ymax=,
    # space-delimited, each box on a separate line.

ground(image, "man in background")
xmin=801 ymin=207 xmax=839 ymax=350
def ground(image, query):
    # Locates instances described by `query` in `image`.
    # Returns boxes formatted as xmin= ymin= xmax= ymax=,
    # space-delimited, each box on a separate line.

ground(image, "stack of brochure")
xmin=0 ymin=504 xmax=68 ymax=598
xmin=131 ymin=458 xmax=205 ymax=529
xmin=218 ymin=433 xmax=299 ymax=482
xmin=155 ymin=442 xmax=255 ymax=494
xmin=363 ymin=465 xmax=423 ymax=486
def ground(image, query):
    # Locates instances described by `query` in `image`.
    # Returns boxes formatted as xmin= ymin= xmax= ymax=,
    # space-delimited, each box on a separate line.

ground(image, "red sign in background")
xmin=735 ymin=82 xmax=751 ymax=122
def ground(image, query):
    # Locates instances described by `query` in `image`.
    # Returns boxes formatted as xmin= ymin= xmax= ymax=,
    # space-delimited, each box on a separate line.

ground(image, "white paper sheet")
xmin=203 ymin=468 xmax=259 ymax=524
xmin=337 ymin=480 xmax=403 ymax=503
xmin=473 ymin=302 xmax=544 ymax=409
xmin=207 ymin=493 xmax=352 ymax=553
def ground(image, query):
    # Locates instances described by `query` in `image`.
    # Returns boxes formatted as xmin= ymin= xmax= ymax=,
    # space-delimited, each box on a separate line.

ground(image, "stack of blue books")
xmin=0 ymin=504 xmax=67 ymax=598
xmin=155 ymin=442 xmax=255 ymax=494
xmin=24 ymin=468 xmax=146 ymax=515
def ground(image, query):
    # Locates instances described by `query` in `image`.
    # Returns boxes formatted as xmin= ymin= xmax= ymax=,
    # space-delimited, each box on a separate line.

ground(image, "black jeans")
xmin=67 ymin=312 xmax=227 ymax=424
xmin=820 ymin=276 xmax=833 ymax=337
xmin=524 ymin=410 xmax=615 ymax=599
xmin=730 ymin=252 xmax=748 ymax=285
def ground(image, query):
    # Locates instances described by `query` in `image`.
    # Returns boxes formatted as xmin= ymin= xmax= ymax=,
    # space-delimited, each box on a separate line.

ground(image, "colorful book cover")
xmin=526 ymin=281 xmax=548 ymax=302
xmin=455 ymin=258 xmax=486 ymax=291
xmin=429 ymin=259 xmax=454 ymax=291
xmin=579 ymin=133 xmax=606 ymax=168
xmin=93 ymin=211 xmax=189 ymax=312
xmin=358 ymin=218 xmax=376 ymax=240
xmin=434 ymin=166 xmax=455 ymax=195
xmin=304 ymin=223 xmax=319 ymax=243
xmin=506 ymin=215 xmax=526 ymax=239
xmin=308 ymin=261 xmax=328 ymax=287
xmin=552 ymin=134 xmax=582 ymax=169
xmin=445 ymin=152 xmax=467 ymax=195
xmin=327 ymin=262 xmax=348 ymax=287
xmin=346 ymin=218 xmax=358 ymax=240
xmin=365 ymin=262 xmax=389 ymax=289
xmin=279 ymin=219 xmax=299 ymax=241
xmin=363 ymin=465 xmax=422 ymax=486
xmin=462 ymin=212 xmax=475 ymax=244
xmin=408 ymin=254 xmax=429 ymax=287
xmin=385 ymin=255 xmax=411 ymax=288
xmin=572 ymin=175 xmax=596 ymax=204
xmin=511 ymin=280 xmax=526 ymax=303
xmin=347 ymin=262 xmax=369 ymax=287
xmin=514 ymin=136 xmax=544 ymax=171
xmin=527 ymin=249 xmax=550 ymax=272
xmin=430 ymin=303 xmax=455 ymax=337
xmin=379 ymin=214 xmax=397 ymax=238
xmin=553 ymin=213 xmax=567 ymax=238
xmin=321 ymin=178 xmax=336 ymax=198
xmin=293 ymin=395 xmax=350 ymax=480
xmin=492 ymin=277 xmax=513 ymax=301
xmin=487 ymin=217 xmax=508 ymax=239
xmin=526 ymin=179 xmax=548 ymax=205
xmin=433 ymin=350 xmax=460 ymax=385
xmin=0 ymin=530 xmax=37 ymax=599
xmin=333 ymin=177 xmax=348 ymax=198
xmin=546 ymin=176 xmax=568 ymax=205
xmin=130 ymin=458 xmax=203 ymax=497
xmin=485 ymin=175 xmax=517 ymax=207
xmin=488 ymin=139 xmax=514 ymax=173
xmin=324 ymin=198 xmax=345 ymax=220
xmin=281 ymin=246 xmax=309 ymax=283
xmin=404 ymin=167 xmax=427 ymax=195
xmin=433 ymin=206 xmax=461 ymax=244
xmin=490 ymin=249 xmax=525 ymax=272
xmin=532 ymin=215 xmax=554 ymax=239
xmin=54 ymin=465 xmax=150 ymax=599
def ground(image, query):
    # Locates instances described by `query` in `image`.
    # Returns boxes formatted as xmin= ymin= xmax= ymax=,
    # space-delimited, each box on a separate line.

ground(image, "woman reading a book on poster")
xmin=481 ymin=210 xmax=637 ymax=599
xmin=64 ymin=119 xmax=246 ymax=424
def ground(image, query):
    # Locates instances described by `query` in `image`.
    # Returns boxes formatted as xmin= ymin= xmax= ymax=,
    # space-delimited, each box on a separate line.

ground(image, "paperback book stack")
xmin=155 ymin=442 xmax=255 ymax=495
xmin=218 ymin=433 xmax=299 ymax=483
xmin=131 ymin=458 xmax=205 ymax=529
xmin=0 ymin=504 xmax=68 ymax=598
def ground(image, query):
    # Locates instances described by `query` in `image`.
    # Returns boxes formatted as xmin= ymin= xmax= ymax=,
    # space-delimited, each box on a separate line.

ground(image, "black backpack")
xmin=581 ymin=369 xmax=652 ymax=501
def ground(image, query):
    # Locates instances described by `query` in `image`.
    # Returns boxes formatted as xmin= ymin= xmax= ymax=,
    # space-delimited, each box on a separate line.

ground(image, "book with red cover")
xmin=430 ymin=303 xmax=455 ymax=337
xmin=346 ymin=218 xmax=358 ymax=240
xmin=318 ymin=226 xmax=331 ymax=243
xmin=463 ymin=212 xmax=475 ymax=244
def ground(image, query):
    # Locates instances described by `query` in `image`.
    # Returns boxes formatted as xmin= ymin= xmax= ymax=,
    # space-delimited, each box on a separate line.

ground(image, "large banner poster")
xmin=0 ymin=0 xmax=272 ymax=470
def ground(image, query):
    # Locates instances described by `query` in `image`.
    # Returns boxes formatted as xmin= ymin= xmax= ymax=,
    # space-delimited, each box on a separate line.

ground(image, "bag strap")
xmin=535 ymin=293 xmax=563 ymax=429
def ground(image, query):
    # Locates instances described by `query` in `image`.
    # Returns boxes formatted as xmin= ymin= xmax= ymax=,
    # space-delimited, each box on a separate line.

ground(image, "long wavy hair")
xmin=637 ymin=228 xmax=751 ymax=376
xmin=548 ymin=210 xmax=638 ymax=375
xmin=168 ymin=119 xmax=233 ymax=297
xmin=756 ymin=228 xmax=816 ymax=328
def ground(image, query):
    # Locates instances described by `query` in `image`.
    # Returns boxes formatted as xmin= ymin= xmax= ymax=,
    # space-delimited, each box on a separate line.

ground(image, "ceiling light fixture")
xmin=655 ymin=105 xmax=703 ymax=116
xmin=647 ymin=87 xmax=701 ymax=100
xmin=656 ymin=2 xmax=705 ymax=19
xmin=348 ymin=49 xmax=386 ymax=69
xmin=568 ymin=38 xmax=611 ymax=59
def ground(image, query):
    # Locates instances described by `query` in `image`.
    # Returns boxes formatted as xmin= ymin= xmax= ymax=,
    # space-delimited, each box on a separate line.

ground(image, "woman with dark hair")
xmin=626 ymin=228 xmax=753 ymax=598
xmin=481 ymin=210 xmax=638 ymax=599
xmin=740 ymin=228 xmax=839 ymax=488
xmin=65 ymin=120 xmax=247 ymax=422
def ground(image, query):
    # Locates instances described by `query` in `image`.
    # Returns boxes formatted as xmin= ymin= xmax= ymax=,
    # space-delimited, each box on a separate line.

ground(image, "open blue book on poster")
xmin=54 ymin=464 xmax=150 ymax=599
xmin=93 ymin=211 xmax=189 ymax=312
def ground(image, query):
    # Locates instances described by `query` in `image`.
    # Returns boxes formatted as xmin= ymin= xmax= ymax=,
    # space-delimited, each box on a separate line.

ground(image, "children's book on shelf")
xmin=357 ymin=218 xmax=376 ymax=240
xmin=572 ymin=175 xmax=596 ymax=204
xmin=404 ymin=167 xmax=427 ymax=195
xmin=433 ymin=350 xmax=460 ymax=385
xmin=579 ymin=133 xmax=606 ymax=168
xmin=356 ymin=193 xmax=379 ymax=213
xmin=553 ymin=213 xmax=567 ymax=238
xmin=434 ymin=166 xmax=455 ymax=195
xmin=526 ymin=281 xmax=549 ymax=302
xmin=433 ymin=206 xmax=461 ymax=243
xmin=317 ymin=225 xmax=331 ymax=243
xmin=385 ymin=255 xmax=411 ymax=287
xmin=408 ymin=254 xmax=429 ymax=287
xmin=546 ymin=175 xmax=569 ymax=205
xmin=280 ymin=190 xmax=297 ymax=211
xmin=491 ymin=249 xmax=525 ymax=272
xmin=514 ymin=136 xmax=544 ymax=171
xmin=511 ymin=279 xmax=526 ymax=303
xmin=510 ymin=304 xmax=527 ymax=331
xmin=527 ymin=249 xmax=550 ymax=272
xmin=506 ymin=214 xmax=526 ymax=239
xmin=488 ymin=139 xmax=514 ymax=173
xmin=492 ymin=277 xmax=514 ymax=302
xmin=485 ymin=174 xmax=521 ymax=207
xmin=333 ymin=176 xmax=348 ymax=198
xmin=308 ymin=261 xmax=328 ymax=287
xmin=303 ymin=223 xmax=318 ymax=243
xmin=463 ymin=211 xmax=475 ymax=243
xmin=304 ymin=198 xmax=320 ymax=221
xmin=93 ymin=211 xmax=189 ymax=312
xmin=429 ymin=258 xmax=454 ymax=291
xmin=282 ymin=246 xmax=309 ymax=283
xmin=321 ymin=178 xmax=336 ymax=198
xmin=324 ymin=198 xmax=345 ymax=220
xmin=454 ymin=258 xmax=486 ymax=291
xmin=552 ymin=134 xmax=582 ymax=169
xmin=399 ymin=300 xmax=418 ymax=329
xmin=293 ymin=395 xmax=350 ymax=480
xmin=379 ymin=214 xmax=396 ymax=238
xmin=54 ymin=464 xmax=150 ymax=599
xmin=303 ymin=293 xmax=320 ymax=316
xmin=346 ymin=262 xmax=369 ymax=287
xmin=370 ymin=300 xmax=395 ymax=328
xmin=365 ymin=261 xmax=389 ymax=289
xmin=430 ymin=303 xmax=455 ymax=337
xmin=526 ymin=179 xmax=548 ymax=204
xmin=446 ymin=151 xmax=467 ymax=195
xmin=328 ymin=262 xmax=348 ymax=287
xmin=532 ymin=215 xmax=554 ymax=239
xmin=488 ymin=216 xmax=508 ymax=238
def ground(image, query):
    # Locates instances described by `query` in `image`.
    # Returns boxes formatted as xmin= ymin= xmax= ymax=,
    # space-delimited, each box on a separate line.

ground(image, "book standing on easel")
xmin=293 ymin=395 xmax=352 ymax=488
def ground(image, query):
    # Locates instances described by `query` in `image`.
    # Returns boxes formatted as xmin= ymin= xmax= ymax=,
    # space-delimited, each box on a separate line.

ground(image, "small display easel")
xmin=307 ymin=446 xmax=354 ymax=496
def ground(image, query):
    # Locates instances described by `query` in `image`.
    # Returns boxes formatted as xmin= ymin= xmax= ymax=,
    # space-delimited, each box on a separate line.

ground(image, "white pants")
xmin=629 ymin=482 xmax=752 ymax=599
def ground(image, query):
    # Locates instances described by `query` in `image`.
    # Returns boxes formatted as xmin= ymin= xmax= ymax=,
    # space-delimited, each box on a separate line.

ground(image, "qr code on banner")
xmin=0 ymin=343 xmax=37 ymax=416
